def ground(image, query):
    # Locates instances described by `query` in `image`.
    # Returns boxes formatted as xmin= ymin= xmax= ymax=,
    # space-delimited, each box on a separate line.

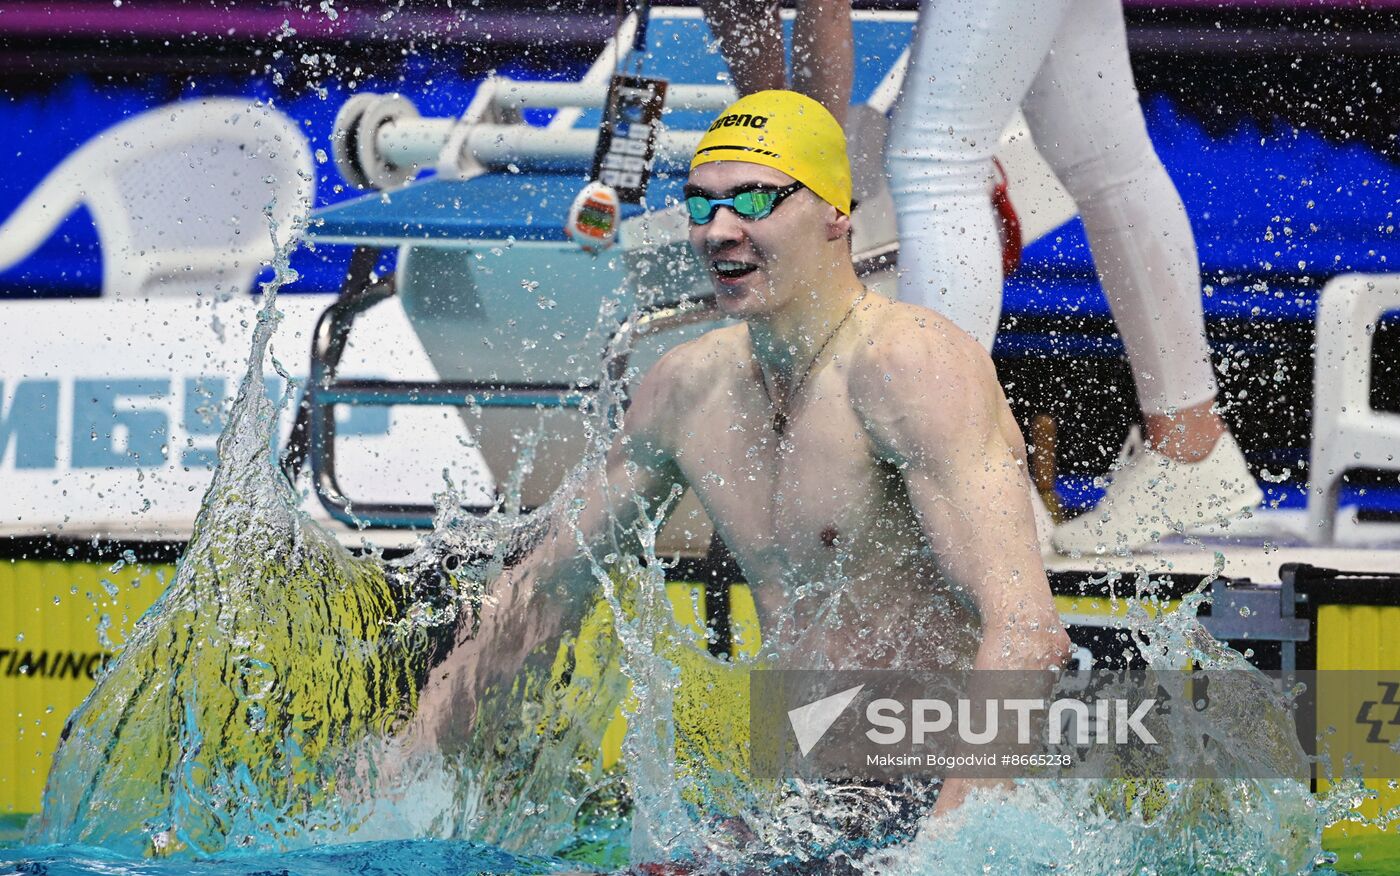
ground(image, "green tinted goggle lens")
xmin=685 ymin=188 xmax=786 ymax=224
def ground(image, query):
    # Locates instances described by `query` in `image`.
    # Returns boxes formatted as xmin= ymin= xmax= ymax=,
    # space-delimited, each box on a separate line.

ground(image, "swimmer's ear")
xmin=825 ymin=204 xmax=852 ymax=242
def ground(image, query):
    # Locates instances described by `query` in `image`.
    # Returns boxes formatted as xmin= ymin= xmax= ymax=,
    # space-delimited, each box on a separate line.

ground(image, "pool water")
xmin=3 ymin=809 xmax=1385 ymax=875
xmin=1 ymin=837 xmax=596 ymax=875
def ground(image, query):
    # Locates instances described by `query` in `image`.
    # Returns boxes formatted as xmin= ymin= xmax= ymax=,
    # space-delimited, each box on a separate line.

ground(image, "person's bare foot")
xmin=1144 ymin=397 xmax=1228 ymax=463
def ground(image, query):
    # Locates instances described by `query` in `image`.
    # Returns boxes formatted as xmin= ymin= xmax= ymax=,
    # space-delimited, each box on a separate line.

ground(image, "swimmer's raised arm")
xmin=850 ymin=312 xmax=1070 ymax=672
xmin=700 ymin=0 xmax=784 ymax=100
xmin=700 ymin=0 xmax=852 ymax=125
xmin=791 ymin=0 xmax=853 ymax=125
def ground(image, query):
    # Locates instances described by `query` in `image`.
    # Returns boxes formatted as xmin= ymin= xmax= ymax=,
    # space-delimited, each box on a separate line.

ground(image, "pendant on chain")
xmin=758 ymin=290 xmax=866 ymax=441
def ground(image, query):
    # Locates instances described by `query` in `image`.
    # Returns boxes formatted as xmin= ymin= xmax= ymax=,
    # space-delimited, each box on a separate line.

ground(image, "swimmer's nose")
xmin=702 ymin=204 xmax=747 ymax=253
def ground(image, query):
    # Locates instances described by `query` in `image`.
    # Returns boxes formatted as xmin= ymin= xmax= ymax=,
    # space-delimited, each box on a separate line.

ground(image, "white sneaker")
xmin=1051 ymin=428 xmax=1264 ymax=555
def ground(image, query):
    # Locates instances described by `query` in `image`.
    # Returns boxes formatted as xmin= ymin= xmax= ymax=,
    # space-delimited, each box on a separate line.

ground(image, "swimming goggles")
xmin=684 ymin=181 xmax=806 ymax=225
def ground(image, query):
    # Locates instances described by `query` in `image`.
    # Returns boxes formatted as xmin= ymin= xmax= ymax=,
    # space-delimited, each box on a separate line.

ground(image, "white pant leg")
xmin=1021 ymin=0 xmax=1219 ymax=415
xmin=887 ymin=0 xmax=1073 ymax=349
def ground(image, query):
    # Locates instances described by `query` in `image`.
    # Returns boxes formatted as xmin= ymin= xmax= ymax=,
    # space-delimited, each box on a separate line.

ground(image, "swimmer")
xmin=408 ymin=92 xmax=1069 ymax=840
xmin=702 ymin=0 xmax=1265 ymax=555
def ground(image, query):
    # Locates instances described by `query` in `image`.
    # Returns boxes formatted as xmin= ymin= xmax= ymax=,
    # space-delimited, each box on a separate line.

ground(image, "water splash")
xmin=23 ymin=215 xmax=624 ymax=859
xmin=27 ymin=217 xmax=420 ymax=855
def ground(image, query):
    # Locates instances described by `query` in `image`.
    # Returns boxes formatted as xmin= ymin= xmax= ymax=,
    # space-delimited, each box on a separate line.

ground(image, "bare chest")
xmin=671 ymin=369 xmax=923 ymax=581
xmin=661 ymin=351 xmax=976 ymax=669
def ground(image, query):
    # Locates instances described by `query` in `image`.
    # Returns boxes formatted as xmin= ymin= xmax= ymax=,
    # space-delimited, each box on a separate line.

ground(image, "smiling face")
xmin=686 ymin=161 xmax=848 ymax=320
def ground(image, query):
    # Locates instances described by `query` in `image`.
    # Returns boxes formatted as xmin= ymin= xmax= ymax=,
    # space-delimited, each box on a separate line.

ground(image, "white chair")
xmin=0 ymin=98 xmax=313 ymax=298
xmin=1307 ymin=273 xmax=1400 ymax=542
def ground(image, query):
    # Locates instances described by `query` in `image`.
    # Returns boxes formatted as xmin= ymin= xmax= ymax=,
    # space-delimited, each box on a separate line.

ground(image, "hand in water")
xmin=391 ymin=508 xmax=554 ymax=586
xmin=383 ymin=509 xmax=562 ymax=683
xmin=386 ymin=518 xmax=511 ymax=650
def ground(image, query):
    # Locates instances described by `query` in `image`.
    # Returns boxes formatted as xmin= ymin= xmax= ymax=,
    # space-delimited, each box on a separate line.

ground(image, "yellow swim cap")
xmin=691 ymin=90 xmax=851 ymax=215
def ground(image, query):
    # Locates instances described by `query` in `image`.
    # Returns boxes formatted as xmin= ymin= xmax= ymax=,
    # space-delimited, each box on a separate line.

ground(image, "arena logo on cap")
xmin=707 ymin=112 xmax=768 ymax=132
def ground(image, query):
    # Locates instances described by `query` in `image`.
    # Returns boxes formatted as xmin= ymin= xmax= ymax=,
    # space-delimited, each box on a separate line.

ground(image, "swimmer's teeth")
xmin=713 ymin=260 xmax=756 ymax=279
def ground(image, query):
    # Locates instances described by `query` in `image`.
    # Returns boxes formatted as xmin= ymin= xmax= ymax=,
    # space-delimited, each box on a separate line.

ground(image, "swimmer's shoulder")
xmin=847 ymin=297 xmax=1003 ymax=434
xmin=627 ymin=324 xmax=747 ymax=433
xmin=644 ymin=323 xmax=747 ymax=391
xmin=849 ymin=297 xmax=992 ymax=389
